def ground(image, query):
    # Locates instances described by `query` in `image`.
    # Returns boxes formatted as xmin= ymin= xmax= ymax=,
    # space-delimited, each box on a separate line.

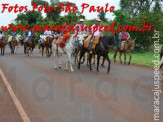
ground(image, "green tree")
xmin=98 ymin=11 xmax=108 ymax=22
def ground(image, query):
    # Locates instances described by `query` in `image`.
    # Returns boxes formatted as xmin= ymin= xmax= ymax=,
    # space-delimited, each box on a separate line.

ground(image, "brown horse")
xmin=45 ymin=36 xmax=53 ymax=57
xmin=0 ymin=37 xmax=7 ymax=55
xmin=113 ymin=38 xmax=136 ymax=65
xmin=39 ymin=36 xmax=53 ymax=57
xmin=9 ymin=36 xmax=18 ymax=54
xmin=39 ymin=41 xmax=45 ymax=56
xmin=24 ymin=36 xmax=35 ymax=57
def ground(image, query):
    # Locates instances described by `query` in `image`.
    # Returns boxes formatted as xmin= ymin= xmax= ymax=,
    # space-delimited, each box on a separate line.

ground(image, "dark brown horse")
xmin=113 ymin=38 xmax=136 ymax=65
xmin=0 ymin=37 xmax=7 ymax=55
xmin=24 ymin=35 xmax=36 ymax=57
xmin=9 ymin=36 xmax=18 ymax=54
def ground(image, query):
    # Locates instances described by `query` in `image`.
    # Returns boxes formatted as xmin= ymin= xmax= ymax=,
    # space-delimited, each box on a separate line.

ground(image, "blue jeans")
xmin=89 ymin=39 xmax=93 ymax=50
xmin=118 ymin=40 xmax=122 ymax=50
xmin=25 ymin=37 xmax=30 ymax=42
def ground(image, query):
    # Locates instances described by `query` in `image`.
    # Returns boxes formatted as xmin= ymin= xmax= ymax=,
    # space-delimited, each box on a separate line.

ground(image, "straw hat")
xmin=95 ymin=18 xmax=101 ymax=22
xmin=79 ymin=19 xmax=84 ymax=22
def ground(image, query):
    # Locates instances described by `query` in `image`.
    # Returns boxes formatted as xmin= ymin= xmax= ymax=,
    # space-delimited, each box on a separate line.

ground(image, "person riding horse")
xmin=89 ymin=18 xmax=104 ymax=54
xmin=38 ymin=32 xmax=45 ymax=44
xmin=8 ymin=30 xmax=19 ymax=47
xmin=0 ymin=31 xmax=4 ymax=40
xmin=24 ymin=29 xmax=32 ymax=43
xmin=74 ymin=19 xmax=88 ymax=48
xmin=118 ymin=30 xmax=130 ymax=51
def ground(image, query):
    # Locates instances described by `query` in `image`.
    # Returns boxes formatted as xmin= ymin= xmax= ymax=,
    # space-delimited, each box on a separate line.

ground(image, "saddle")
xmin=53 ymin=33 xmax=71 ymax=48
xmin=120 ymin=41 xmax=129 ymax=51
xmin=84 ymin=34 xmax=101 ymax=51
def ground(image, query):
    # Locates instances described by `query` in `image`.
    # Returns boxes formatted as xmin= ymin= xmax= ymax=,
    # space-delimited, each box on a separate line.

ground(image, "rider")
xmin=24 ymin=28 xmax=32 ymax=43
xmin=74 ymin=19 xmax=88 ymax=35
xmin=89 ymin=18 xmax=104 ymax=54
xmin=0 ymin=31 xmax=4 ymax=39
xmin=118 ymin=30 xmax=130 ymax=51
xmin=43 ymin=29 xmax=52 ymax=43
xmin=8 ymin=30 xmax=19 ymax=47
xmin=74 ymin=19 xmax=88 ymax=49
xmin=60 ymin=22 xmax=71 ymax=46
xmin=38 ymin=32 xmax=44 ymax=44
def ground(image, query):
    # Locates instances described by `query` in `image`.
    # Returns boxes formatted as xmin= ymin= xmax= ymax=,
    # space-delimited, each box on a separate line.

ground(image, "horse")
xmin=52 ymin=33 xmax=83 ymax=72
xmin=45 ymin=36 xmax=53 ymax=57
xmin=8 ymin=36 xmax=18 ymax=54
xmin=78 ymin=35 xmax=118 ymax=74
xmin=24 ymin=34 xmax=36 ymax=57
xmin=0 ymin=37 xmax=7 ymax=55
xmin=39 ymin=41 xmax=45 ymax=56
xmin=113 ymin=38 xmax=136 ymax=65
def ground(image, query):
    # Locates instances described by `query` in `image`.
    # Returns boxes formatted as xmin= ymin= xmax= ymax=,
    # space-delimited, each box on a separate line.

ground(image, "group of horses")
xmin=0 ymin=32 xmax=136 ymax=74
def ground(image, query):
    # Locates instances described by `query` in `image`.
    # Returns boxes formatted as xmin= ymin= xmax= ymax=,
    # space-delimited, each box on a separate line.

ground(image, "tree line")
xmin=2 ymin=0 xmax=163 ymax=50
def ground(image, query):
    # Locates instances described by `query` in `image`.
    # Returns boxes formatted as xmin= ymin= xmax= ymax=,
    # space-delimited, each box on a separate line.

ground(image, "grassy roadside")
xmin=108 ymin=51 xmax=154 ymax=67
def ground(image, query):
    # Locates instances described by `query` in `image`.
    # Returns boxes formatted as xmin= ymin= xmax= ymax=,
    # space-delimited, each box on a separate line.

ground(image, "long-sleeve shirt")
xmin=74 ymin=24 xmax=88 ymax=34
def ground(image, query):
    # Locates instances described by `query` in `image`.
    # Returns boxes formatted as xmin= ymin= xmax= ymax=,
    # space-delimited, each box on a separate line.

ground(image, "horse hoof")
xmin=71 ymin=70 xmax=74 ymax=73
xmin=59 ymin=67 xmax=61 ymax=69
xmin=65 ymin=69 xmax=68 ymax=71
xmin=55 ymin=67 xmax=57 ymax=70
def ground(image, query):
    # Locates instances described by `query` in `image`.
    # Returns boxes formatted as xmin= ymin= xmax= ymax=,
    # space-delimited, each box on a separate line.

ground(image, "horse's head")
xmin=113 ymin=33 xmax=119 ymax=47
xmin=76 ymin=33 xmax=83 ymax=46
xmin=129 ymin=38 xmax=136 ymax=50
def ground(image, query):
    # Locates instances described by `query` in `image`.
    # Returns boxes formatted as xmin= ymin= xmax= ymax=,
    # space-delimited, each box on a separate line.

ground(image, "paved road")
xmin=0 ymin=47 xmax=163 ymax=122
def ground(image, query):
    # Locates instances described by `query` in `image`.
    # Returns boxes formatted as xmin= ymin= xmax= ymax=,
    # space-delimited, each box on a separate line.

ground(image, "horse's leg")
xmin=74 ymin=49 xmax=77 ymax=64
xmin=101 ymin=57 xmax=105 ymax=67
xmin=97 ymin=55 xmax=100 ymax=72
xmin=113 ymin=50 xmax=117 ymax=63
xmin=49 ymin=47 xmax=52 ymax=57
xmin=89 ymin=53 xmax=93 ymax=71
xmin=124 ymin=52 xmax=126 ymax=65
xmin=68 ymin=53 xmax=74 ymax=72
xmin=87 ymin=54 xmax=89 ymax=66
xmin=93 ymin=54 xmax=95 ymax=64
xmin=105 ymin=54 xmax=111 ymax=74
xmin=3 ymin=47 xmax=5 ymax=55
xmin=119 ymin=52 xmax=122 ymax=64
xmin=39 ymin=45 xmax=41 ymax=52
xmin=81 ymin=55 xmax=85 ymax=64
xmin=42 ymin=47 xmax=44 ymax=56
xmin=78 ymin=49 xmax=86 ymax=69
xmin=1 ymin=48 xmax=2 ymax=55
xmin=128 ymin=52 xmax=132 ymax=65
xmin=58 ymin=58 xmax=61 ymax=69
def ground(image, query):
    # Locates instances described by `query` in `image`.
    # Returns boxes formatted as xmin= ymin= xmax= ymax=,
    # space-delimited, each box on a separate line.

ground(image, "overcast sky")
xmin=0 ymin=0 xmax=120 ymax=26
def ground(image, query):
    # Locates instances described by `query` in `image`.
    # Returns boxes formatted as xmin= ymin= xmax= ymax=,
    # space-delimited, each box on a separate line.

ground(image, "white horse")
xmin=52 ymin=33 xmax=83 ymax=72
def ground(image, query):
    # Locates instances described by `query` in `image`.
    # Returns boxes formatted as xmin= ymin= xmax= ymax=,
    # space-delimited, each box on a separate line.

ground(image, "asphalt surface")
xmin=0 ymin=46 xmax=163 ymax=122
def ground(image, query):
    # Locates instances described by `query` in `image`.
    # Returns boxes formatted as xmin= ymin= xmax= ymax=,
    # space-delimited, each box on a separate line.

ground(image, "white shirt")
xmin=17 ymin=34 xmax=21 ymax=38
xmin=28 ymin=31 xmax=32 ymax=37
xmin=91 ymin=24 xmax=104 ymax=37
xmin=40 ymin=34 xmax=44 ymax=39
xmin=74 ymin=24 xmax=88 ymax=34
xmin=44 ymin=30 xmax=52 ymax=35
xmin=0 ymin=34 xmax=4 ymax=39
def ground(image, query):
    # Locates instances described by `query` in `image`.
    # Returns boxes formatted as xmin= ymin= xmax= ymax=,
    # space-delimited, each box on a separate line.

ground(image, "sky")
xmin=0 ymin=0 xmax=120 ymax=26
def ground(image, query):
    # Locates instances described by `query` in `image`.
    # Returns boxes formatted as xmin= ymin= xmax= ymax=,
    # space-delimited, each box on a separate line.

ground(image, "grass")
xmin=108 ymin=51 xmax=154 ymax=67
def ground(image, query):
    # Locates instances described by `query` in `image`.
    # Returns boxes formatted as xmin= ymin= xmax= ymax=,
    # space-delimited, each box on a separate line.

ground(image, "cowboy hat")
xmin=95 ymin=18 xmax=101 ymax=22
xmin=79 ymin=19 xmax=84 ymax=22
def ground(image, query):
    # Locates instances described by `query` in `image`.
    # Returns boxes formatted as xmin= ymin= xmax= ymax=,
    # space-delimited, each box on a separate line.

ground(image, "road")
xmin=0 ymin=46 xmax=163 ymax=122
